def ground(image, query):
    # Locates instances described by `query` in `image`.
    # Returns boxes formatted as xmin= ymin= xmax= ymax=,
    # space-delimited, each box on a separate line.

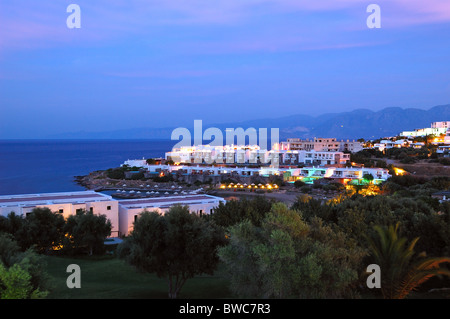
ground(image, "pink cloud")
xmin=0 ymin=0 xmax=449 ymax=52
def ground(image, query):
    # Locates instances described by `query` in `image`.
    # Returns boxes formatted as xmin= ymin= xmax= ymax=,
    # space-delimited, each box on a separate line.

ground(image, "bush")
xmin=322 ymin=184 xmax=338 ymax=192
xmin=300 ymin=185 xmax=312 ymax=193
xmin=106 ymin=169 xmax=125 ymax=179
xmin=128 ymin=172 xmax=145 ymax=180
xmin=294 ymin=180 xmax=305 ymax=188
xmin=0 ymin=234 xmax=50 ymax=299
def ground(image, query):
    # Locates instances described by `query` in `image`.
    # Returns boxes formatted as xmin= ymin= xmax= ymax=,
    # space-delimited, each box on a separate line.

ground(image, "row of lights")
xmin=220 ymin=183 xmax=278 ymax=189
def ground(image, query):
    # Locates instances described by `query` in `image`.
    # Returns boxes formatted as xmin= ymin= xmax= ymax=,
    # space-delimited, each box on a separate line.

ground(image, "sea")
xmin=0 ymin=139 xmax=177 ymax=196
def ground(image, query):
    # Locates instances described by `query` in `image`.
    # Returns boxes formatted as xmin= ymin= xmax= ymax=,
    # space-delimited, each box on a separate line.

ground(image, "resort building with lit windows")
xmin=0 ymin=191 xmax=120 ymax=236
xmin=165 ymin=144 xmax=273 ymax=165
xmin=399 ymin=121 xmax=450 ymax=138
xmin=431 ymin=121 xmax=450 ymax=129
xmin=279 ymin=150 xmax=350 ymax=166
xmin=280 ymin=138 xmax=363 ymax=153
xmin=283 ymin=166 xmax=391 ymax=185
xmin=0 ymin=191 xmax=226 ymax=238
xmin=163 ymin=144 xmax=350 ymax=167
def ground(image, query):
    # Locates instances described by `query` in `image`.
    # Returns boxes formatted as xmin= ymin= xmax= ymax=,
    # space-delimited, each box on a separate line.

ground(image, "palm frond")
xmin=367 ymin=223 xmax=450 ymax=299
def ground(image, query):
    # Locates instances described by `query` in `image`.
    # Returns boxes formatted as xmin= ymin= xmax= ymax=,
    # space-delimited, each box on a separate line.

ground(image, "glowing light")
xmin=393 ymin=167 xmax=406 ymax=176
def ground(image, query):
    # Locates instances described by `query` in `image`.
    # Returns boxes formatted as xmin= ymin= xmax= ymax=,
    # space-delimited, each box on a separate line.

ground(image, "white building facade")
xmin=279 ymin=150 xmax=350 ymax=166
xmin=118 ymin=194 xmax=226 ymax=236
xmin=164 ymin=144 xmax=349 ymax=167
xmin=0 ymin=191 xmax=120 ymax=236
xmin=399 ymin=121 xmax=450 ymax=138
xmin=280 ymin=138 xmax=363 ymax=153
xmin=0 ymin=191 xmax=226 ymax=238
xmin=165 ymin=144 xmax=277 ymax=165
xmin=284 ymin=166 xmax=391 ymax=184
xmin=431 ymin=121 xmax=450 ymax=129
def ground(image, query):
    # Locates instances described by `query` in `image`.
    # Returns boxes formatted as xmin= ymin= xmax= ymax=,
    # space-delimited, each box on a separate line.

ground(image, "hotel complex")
xmin=11 ymin=123 xmax=449 ymax=240
xmin=164 ymin=144 xmax=352 ymax=166
xmin=116 ymin=135 xmax=396 ymax=187
xmin=123 ymin=141 xmax=390 ymax=187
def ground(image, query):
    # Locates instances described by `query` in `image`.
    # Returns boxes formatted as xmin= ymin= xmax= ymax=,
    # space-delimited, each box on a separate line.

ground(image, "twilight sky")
xmin=0 ymin=0 xmax=450 ymax=138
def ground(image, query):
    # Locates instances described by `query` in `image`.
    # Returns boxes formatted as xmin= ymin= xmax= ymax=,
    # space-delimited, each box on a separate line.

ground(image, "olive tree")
xmin=15 ymin=208 xmax=65 ymax=253
xmin=118 ymin=205 xmax=226 ymax=298
xmin=64 ymin=210 xmax=112 ymax=255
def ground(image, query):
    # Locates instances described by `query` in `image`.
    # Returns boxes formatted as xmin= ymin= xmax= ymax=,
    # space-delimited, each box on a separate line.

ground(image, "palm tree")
xmin=366 ymin=223 xmax=450 ymax=299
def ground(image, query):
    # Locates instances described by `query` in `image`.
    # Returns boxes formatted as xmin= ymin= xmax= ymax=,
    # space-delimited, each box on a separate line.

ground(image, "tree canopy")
xmin=211 ymin=196 xmax=275 ymax=228
xmin=63 ymin=210 xmax=112 ymax=255
xmin=0 ymin=233 xmax=50 ymax=299
xmin=15 ymin=208 xmax=65 ymax=254
xmin=118 ymin=205 xmax=226 ymax=298
xmin=218 ymin=203 xmax=365 ymax=298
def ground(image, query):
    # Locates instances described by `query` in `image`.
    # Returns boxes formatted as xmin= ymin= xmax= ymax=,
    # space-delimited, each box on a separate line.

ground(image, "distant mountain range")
xmin=48 ymin=104 xmax=450 ymax=141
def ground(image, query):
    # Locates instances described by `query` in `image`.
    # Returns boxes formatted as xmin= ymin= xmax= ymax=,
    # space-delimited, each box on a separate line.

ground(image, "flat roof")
xmin=0 ymin=191 xmax=113 ymax=206
xmin=119 ymin=194 xmax=224 ymax=209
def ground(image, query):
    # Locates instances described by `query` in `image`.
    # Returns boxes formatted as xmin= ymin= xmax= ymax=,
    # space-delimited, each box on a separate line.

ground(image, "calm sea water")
xmin=0 ymin=139 xmax=177 ymax=196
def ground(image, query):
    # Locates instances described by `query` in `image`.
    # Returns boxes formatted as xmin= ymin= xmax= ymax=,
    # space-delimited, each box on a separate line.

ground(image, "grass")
xmin=41 ymin=254 xmax=450 ymax=299
xmin=43 ymin=254 xmax=233 ymax=299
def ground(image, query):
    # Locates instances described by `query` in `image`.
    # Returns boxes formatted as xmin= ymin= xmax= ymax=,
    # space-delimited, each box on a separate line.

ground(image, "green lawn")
xmin=41 ymin=255 xmax=449 ymax=299
xmin=44 ymin=255 xmax=233 ymax=299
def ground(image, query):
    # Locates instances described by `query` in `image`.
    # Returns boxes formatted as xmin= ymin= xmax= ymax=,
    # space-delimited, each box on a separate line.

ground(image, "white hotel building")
xmin=0 ymin=191 xmax=120 ymax=236
xmin=118 ymin=195 xmax=225 ymax=236
xmin=121 ymin=162 xmax=391 ymax=185
xmin=284 ymin=166 xmax=391 ymax=185
xmin=280 ymin=138 xmax=363 ymax=153
xmin=0 ymin=191 xmax=225 ymax=238
xmin=165 ymin=144 xmax=274 ymax=165
xmin=164 ymin=145 xmax=350 ymax=166
xmin=399 ymin=121 xmax=450 ymax=138
xmin=279 ymin=150 xmax=350 ymax=166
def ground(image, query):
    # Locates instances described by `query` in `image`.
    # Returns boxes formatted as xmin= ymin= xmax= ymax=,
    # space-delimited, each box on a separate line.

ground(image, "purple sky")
xmin=1 ymin=0 xmax=450 ymax=138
